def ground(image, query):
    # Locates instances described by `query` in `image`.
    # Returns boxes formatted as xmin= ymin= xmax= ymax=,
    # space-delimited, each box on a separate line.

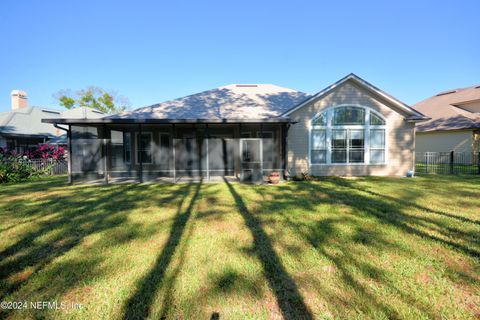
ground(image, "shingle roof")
xmin=107 ymin=84 xmax=310 ymax=120
xmin=0 ymin=106 xmax=107 ymax=137
xmin=413 ymin=85 xmax=480 ymax=132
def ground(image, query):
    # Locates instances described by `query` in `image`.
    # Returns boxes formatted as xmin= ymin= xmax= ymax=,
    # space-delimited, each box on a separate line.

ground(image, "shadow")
xmin=108 ymin=86 xmax=309 ymax=120
xmin=122 ymin=181 xmax=202 ymax=320
xmin=223 ymin=178 xmax=313 ymax=319
xmin=248 ymin=176 xmax=480 ymax=318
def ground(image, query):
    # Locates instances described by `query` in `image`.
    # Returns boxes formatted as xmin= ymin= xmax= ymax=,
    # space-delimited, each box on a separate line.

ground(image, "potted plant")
xmin=268 ymin=171 xmax=280 ymax=184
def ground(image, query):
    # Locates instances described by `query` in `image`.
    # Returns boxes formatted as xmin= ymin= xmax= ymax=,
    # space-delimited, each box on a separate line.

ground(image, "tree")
xmin=55 ymin=86 xmax=131 ymax=114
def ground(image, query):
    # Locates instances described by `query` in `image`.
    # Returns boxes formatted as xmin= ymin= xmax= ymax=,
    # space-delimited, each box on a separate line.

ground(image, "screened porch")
xmin=67 ymin=122 xmax=288 ymax=184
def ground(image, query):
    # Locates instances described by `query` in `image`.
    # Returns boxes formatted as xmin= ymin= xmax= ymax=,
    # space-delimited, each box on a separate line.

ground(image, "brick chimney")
xmin=11 ymin=90 xmax=28 ymax=110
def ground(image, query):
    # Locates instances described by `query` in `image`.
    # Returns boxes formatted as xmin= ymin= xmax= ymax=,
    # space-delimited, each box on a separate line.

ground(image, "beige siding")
xmin=287 ymin=80 xmax=415 ymax=177
xmin=416 ymin=130 xmax=473 ymax=153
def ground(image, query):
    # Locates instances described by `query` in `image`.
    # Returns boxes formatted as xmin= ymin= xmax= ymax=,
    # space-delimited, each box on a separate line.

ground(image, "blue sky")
xmin=0 ymin=0 xmax=478 ymax=112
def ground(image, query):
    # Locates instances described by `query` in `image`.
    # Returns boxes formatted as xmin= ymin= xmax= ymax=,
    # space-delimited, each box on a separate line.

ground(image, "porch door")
xmin=240 ymin=138 xmax=263 ymax=182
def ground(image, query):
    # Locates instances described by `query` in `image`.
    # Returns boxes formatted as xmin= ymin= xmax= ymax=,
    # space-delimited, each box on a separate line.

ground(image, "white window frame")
xmin=308 ymin=105 xmax=387 ymax=166
xmin=135 ymin=132 xmax=153 ymax=164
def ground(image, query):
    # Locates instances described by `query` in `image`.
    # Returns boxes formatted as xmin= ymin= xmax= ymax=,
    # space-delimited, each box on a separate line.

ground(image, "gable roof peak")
xmin=281 ymin=73 xmax=428 ymax=121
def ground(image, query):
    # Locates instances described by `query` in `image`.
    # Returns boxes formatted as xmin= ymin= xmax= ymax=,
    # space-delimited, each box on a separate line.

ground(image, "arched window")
xmin=310 ymin=106 xmax=386 ymax=165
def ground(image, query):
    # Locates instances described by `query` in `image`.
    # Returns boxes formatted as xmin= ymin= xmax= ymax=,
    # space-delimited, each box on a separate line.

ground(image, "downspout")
xmin=53 ymin=124 xmax=72 ymax=184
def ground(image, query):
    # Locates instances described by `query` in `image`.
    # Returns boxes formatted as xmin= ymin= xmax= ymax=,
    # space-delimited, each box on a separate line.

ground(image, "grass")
xmin=0 ymin=175 xmax=479 ymax=319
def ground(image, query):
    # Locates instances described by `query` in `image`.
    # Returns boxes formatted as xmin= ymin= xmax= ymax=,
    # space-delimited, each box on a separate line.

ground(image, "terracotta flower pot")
xmin=268 ymin=172 xmax=280 ymax=184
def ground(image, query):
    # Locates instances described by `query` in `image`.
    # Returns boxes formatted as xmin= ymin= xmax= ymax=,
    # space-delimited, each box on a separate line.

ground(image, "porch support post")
xmin=206 ymin=123 xmax=210 ymax=181
xmin=67 ymin=125 xmax=73 ymax=184
xmin=236 ymin=123 xmax=241 ymax=179
xmin=260 ymin=123 xmax=264 ymax=178
xmin=282 ymin=123 xmax=289 ymax=180
xmin=194 ymin=124 xmax=200 ymax=180
xmin=103 ymin=124 xmax=109 ymax=184
xmin=138 ymin=123 xmax=143 ymax=183
xmin=172 ymin=124 xmax=176 ymax=183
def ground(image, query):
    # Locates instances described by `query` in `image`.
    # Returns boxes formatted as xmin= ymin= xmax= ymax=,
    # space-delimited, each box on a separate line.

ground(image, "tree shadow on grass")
xmin=251 ymin=178 xmax=479 ymax=318
xmin=0 ymin=181 xmax=192 ymax=318
xmin=223 ymin=178 xmax=313 ymax=320
xmin=122 ymin=181 xmax=202 ymax=320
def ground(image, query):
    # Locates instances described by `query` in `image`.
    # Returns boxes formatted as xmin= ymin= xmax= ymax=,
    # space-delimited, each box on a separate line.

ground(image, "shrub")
xmin=0 ymin=144 xmax=65 ymax=160
xmin=0 ymin=154 xmax=46 ymax=183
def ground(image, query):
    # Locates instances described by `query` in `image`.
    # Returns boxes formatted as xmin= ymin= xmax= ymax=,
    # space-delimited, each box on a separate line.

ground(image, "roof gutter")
xmin=42 ymin=117 xmax=296 ymax=125
xmin=54 ymin=123 xmax=69 ymax=133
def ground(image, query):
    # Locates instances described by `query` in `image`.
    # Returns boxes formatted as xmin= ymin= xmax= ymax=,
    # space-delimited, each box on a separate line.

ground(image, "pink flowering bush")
xmin=0 ymin=144 xmax=65 ymax=160
xmin=0 ymin=144 xmax=65 ymax=182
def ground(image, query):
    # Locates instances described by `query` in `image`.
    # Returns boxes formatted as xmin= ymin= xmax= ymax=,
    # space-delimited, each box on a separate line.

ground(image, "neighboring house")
xmin=43 ymin=74 xmax=428 ymax=183
xmin=413 ymin=85 xmax=480 ymax=156
xmin=0 ymin=90 xmax=107 ymax=152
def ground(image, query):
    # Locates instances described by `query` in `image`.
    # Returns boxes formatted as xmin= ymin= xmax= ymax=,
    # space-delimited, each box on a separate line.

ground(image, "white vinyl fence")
xmin=24 ymin=159 xmax=68 ymax=175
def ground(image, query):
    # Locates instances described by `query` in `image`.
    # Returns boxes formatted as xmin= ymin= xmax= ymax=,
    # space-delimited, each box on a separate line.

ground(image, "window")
xmin=124 ymin=132 xmax=131 ymax=163
xmin=370 ymin=113 xmax=386 ymax=125
xmin=310 ymin=106 xmax=386 ymax=165
xmin=349 ymin=129 xmax=364 ymax=163
xmin=370 ymin=129 xmax=385 ymax=164
xmin=311 ymin=129 xmax=327 ymax=163
xmin=136 ymin=133 xmax=152 ymax=164
xmin=333 ymin=106 xmax=365 ymax=125
xmin=331 ymin=129 xmax=347 ymax=163
xmin=111 ymin=130 xmax=124 ymax=168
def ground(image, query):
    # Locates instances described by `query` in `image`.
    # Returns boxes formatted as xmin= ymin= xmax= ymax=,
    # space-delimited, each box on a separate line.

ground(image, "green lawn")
xmin=0 ymin=175 xmax=479 ymax=319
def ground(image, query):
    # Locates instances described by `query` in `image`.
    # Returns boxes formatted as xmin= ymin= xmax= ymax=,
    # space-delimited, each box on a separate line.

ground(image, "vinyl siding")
xmin=287 ymin=80 xmax=415 ymax=177
xmin=416 ymin=130 xmax=473 ymax=153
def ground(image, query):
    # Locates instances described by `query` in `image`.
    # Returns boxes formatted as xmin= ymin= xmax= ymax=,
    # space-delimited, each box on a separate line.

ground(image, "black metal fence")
xmin=415 ymin=151 xmax=480 ymax=175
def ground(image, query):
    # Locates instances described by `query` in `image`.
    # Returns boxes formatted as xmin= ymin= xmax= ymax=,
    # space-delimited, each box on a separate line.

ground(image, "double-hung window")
xmin=136 ymin=132 xmax=152 ymax=164
xmin=310 ymin=106 xmax=386 ymax=165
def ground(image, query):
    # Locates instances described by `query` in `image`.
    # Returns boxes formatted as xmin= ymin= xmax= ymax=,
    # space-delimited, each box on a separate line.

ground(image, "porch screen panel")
xmin=111 ymin=130 xmax=127 ymax=169
xmin=175 ymin=137 xmax=200 ymax=176
xmin=71 ymin=125 xmax=105 ymax=181
xmin=259 ymin=132 xmax=274 ymax=170
xmin=208 ymin=138 xmax=234 ymax=176
xmin=155 ymin=133 xmax=171 ymax=171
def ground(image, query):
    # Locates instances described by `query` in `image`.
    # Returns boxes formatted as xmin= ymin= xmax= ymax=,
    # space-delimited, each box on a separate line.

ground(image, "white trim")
xmin=308 ymin=105 xmax=387 ymax=166
xmin=282 ymin=73 xmax=424 ymax=118
xmin=135 ymin=132 xmax=153 ymax=164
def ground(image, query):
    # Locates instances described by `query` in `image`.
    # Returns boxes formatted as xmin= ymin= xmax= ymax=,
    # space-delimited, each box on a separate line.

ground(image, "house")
xmin=413 ymin=85 xmax=480 ymax=157
xmin=0 ymin=90 xmax=107 ymax=152
xmin=43 ymin=74 xmax=428 ymax=183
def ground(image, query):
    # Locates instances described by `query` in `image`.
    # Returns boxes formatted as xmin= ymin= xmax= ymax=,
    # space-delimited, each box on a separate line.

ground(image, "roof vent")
xmin=436 ymin=90 xmax=457 ymax=96
xmin=42 ymin=109 xmax=61 ymax=114
xmin=235 ymin=84 xmax=258 ymax=88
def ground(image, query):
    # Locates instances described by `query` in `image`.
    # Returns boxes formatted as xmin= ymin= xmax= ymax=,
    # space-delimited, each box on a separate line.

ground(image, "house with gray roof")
xmin=43 ymin=74 xmax=428 ymax=183
xmin=0 ymin=90 xmax=107 ymax=152
xmin=413 ymin=85 xmax=480 ymax=156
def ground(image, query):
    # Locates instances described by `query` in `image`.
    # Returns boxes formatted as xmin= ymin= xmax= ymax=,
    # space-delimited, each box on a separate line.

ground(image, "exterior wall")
xmin=287 ymin=81 xmax=416 ymax=177
xmin=416 ymin=130 xmax=473 ymax=153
